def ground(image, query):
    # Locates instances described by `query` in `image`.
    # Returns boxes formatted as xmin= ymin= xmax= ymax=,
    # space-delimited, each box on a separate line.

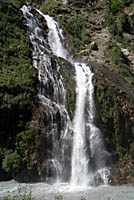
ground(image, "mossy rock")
xmin=90 ymin=61 xmax=134 ymax=158
xmin=57 ymin=57 xmax=76 ymax=120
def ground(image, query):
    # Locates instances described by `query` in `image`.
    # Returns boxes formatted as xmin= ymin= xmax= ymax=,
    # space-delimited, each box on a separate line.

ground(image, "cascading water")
xmin=35 ymin=9 xmax=71 ymax=61
xmin=71 ymin=62 xmax=110 ymax=186
xmin=21 ymin=5 xmax=72 ymax=183
xmin=21 ymin=4 xmax=110 ymax=186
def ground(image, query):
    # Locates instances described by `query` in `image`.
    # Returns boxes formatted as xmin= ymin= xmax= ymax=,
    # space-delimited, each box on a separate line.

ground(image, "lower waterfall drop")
xmin=71 ymin=63 xmax=110 ymax=186
xmin=21 ymin=4 xmax=110 ymax=186
xmin=70 ymin=63 xmax=91 ymax=186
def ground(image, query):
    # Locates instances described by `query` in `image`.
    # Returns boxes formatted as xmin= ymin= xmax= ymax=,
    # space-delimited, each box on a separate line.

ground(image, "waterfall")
xmin=21 ymin=5 xmax=110 ymax=186
xmin=21 ymin=5 xmax=72 ymax=183
xmin=71 ymin=62 xmax=110 ymax=186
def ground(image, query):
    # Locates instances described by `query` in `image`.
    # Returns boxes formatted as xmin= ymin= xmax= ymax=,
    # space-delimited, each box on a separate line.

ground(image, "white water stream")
xmin=36 ymin=8 xmax=110 ymax=186
xmin=20 ymin=5 xmax=73 ymax=183
xmin=0 ymin=180 xmax=134 ymax=200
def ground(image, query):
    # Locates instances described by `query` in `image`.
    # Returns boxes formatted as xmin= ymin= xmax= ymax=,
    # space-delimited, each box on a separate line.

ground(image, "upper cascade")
xmin=21 ymin=4 xmax=111 ymax=186
xmin=35 ymin=9 xmax=71 ymax=61
xmin=21 ymin=5 xmax=72 ymax=183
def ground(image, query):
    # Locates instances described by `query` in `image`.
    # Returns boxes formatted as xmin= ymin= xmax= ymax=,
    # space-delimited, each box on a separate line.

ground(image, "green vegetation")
xmin=104 ymin=0 xmax=134 ymax=51
xmin=98 ymin=0 xmax=134 ymax=157
xmin=16 ymin=126 xmax=41 ymax=171
xmin=1 ymin=125 xmax=41 ymax=176
xmin=95 ymin=81 xmax=128 ymax=157
xmin=2 ymin=150 xmax=23 ymax=175
xmin=0 ymin=1 xmax=36 ymax=111
xmin=2 ymin=196 xmax=34 ymax=200
xmin=62 ymin=16 xmax=90 ymax=53
xmin=0 ymin=0 xmax=37 ymax=176
xmin=60 ymin=62 xmax=76 ymax=120
xmin=106 ymin=0 xmax=133 ymax=15
xmin=105 ymin=40 xmax=133 ymax=83
xmin=109 ymin=0 xmax=123 ymax=15
xmin=40 ymin=0 xmax=69 ymax=16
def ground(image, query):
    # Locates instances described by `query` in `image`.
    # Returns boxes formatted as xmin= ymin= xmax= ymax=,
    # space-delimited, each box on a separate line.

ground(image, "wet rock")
xmin=109 ymin=156 xmax=134 ymax=185
xmin=0 ymin=170 xmax=12 ymax=181
xmin=130 ymin=142 xmax=134 ymax=160
xmin=15 ymin=170 xmax=40 ymax=183
xmin=108 ymin=168 xmax=121 ymax=185
xmin=128 ymin=176 xmax=134 ymax=185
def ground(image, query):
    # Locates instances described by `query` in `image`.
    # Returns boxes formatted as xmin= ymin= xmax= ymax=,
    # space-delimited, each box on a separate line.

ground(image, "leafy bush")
xmin=2 ymin=151 xmax=23 ymax=174
xmin=106 ymin=41 xmax=128 ymax=64
xmin=16 ymin=126 xmax=41 ymax=170
xmin=109 ymin=23 xmax=119 ymax=36
xmin=122 ymin=0 xmax=133 ymax=6
xmin=40 ymin=0 xmax=68 ymax=15
xmin=61 ymin=15 xmax=90 ymax=53
xmin=110 ymin=1 xmax=123 ymax=15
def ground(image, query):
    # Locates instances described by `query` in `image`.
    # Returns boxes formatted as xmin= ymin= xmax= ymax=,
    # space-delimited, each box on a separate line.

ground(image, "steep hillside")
xmin=0 ymin=0 xmax=37 ymax=180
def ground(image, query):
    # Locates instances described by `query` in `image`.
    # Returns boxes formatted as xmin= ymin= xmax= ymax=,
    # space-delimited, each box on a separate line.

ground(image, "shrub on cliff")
xmin=16 ymin=126 xmax=41 ymax=171
xmin=60 ymin=15 xmax=90 ymax=54
xmin=105 ymin=41 xmax=132 ymax=83
xmin=2 ymin=151 xmax=23 ymax=175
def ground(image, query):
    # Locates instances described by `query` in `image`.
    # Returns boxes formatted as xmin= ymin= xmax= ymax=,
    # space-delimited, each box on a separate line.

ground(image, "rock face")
xmin=15 ymin=56 xmax=75 ymax=182
xmin=91 ymin=62 xmax=134 ymax=157
xmin=29 ymin=57 xmax=75 ymax=182
xmin=89 ymin=61 xmax=134 ymax=184
xmin=15 ymin=4 xmax=77 ymax=183
xmin=109 ymin=156 xmax=134 ymax=185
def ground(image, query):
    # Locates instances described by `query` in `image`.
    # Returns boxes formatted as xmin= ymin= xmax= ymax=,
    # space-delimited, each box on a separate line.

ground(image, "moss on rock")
xmin=91 ymin=61 xmax=134 ymax=158
xmin=57 ymin=57 xmax=76 ymax=120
